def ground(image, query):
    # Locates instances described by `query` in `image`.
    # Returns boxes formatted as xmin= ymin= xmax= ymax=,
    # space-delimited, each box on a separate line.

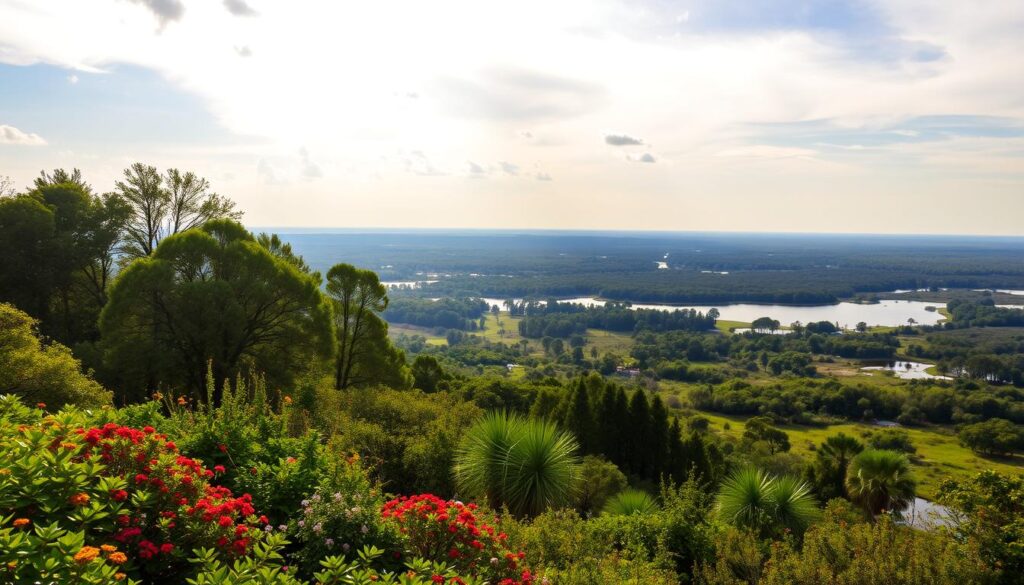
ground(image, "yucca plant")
xmin=845 ymin=449 xmax=916 ymax=519
xmin=454 ymin=411 xmax=580 ymax=517
xmin=602 ymin=488 xmax=659 ymax=516
xmin=716 ymin=467 xmax=819 ymax=538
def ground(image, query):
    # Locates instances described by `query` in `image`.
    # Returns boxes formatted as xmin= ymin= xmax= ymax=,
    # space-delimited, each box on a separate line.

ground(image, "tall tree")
xmin=563 ymin=379 xmax=596 ymax=454
xmin=627 ymin=389 xmax=652 ymax=476
xmin=325 ymin=263 xmax=410 ymax=390
xmin=115 ymin=163 xmax=240 ymax=259
xmin=807 ymin=433 xmax=864 ymax=501
xmin=648 ymin=394 xmax=670 ymax=478
xmin=99 ymin=220 xmax=334 ymax=402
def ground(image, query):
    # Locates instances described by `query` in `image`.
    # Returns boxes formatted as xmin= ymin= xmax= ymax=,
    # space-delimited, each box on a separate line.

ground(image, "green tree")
xmin=563 ymin=379 xmax=596 ymax=453
xmin=649 ymin=394 xmax=670 ymax=478
xmin=410 ymin=355 xmax=448 ymax=393
xmin=325 ymin=263 xmax=410 ymax=390
xmin=115 ymin=163 xmax=240 ymax=259
xmin=959 ymin=418 xmax=1024 ymax=456
xmin=602 ymin=488 xmax=659 ymax=516
xmin=574 ymin=455 xmax=627 ymax=515
xmin=743 ymin=416 xmax=791 ymax=455
xmin=0 ymin=303 xmax=110 ymax=408
xmin=627 ymin=389 xmax=652 ymax=476
xmin=99 ymin=220 xmax=334 ymax=402
xmin=845 ymin=449 xmax=916 ymax=519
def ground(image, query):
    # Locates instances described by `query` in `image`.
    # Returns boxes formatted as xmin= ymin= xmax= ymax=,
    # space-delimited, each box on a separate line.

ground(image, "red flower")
xmin=213 ymin=465 xmax=226 ymax=474
xmin=110 ymin=489 xmax=129 ymax=502
xmin=160 ymin=543 xmax=174 ymax=554
xmin=217 ymin=443 xmax=228 ymax=453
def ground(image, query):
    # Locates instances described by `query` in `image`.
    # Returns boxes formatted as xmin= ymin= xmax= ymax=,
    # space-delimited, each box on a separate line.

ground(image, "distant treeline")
xmin=382 ymin=297 xmax=488 ymax=330
xmin=946 ymin=299 xmax=1024 ymax=328
xmin=428 ymin=270 xmax=1024 ymax=305
xmin=517 ymin=301 xmax=717 ymax=338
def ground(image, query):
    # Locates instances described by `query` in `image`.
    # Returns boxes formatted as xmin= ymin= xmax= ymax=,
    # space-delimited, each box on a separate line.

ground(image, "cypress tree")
xmin=597 ymin=384 xmax=620 ymax=463
xmin=667 ymin=416 xmax=685 ymax=483
xmin=564 ymin=378 xmax=596 ymax=453
xmin=627 ymin=389 xmax=652 ymax=477
xmin=649 ymin=394 xmax=670 ymax=479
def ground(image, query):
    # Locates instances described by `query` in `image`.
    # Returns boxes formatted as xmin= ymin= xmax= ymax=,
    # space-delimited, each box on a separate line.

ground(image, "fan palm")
xmin=845 ymin=449 xmax=916 ymax=519
xmin=454 ymin=412 xmax=580 ymax=517
xmin=716 ymin=467 xmax=819 ymax=538
xmin=602 ymin=489 xmax=659 ymax=516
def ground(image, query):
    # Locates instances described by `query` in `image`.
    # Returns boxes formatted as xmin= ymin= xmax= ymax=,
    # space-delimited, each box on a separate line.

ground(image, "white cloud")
xmin=499 ymin=161 xmax=520 ymax=175
xmin=67 ymin=74 xmax=79 ymax=84
xmin=223 ymin=0 xmax=257 ymax=17
xmin=128 ymin=0 xmax=185 ymax=29
xmin=0 ymin=124 xmax=47 ymax=146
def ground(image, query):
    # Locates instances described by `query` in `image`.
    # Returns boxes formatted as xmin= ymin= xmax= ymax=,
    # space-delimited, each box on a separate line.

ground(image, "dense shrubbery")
xmin=518 ymin=302 xmax=716 ymax=338
xmin=383 ymin=297 xmax=489 ymax=330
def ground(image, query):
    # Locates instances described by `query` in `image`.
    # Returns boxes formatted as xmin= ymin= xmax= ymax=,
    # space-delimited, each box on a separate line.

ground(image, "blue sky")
xmin=1 ymin=0 xmax=1023 ymax=234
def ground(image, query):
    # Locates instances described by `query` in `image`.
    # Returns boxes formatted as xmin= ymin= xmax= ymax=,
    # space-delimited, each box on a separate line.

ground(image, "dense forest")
xmin=2 ymin=167 xmax=1024 ymax=585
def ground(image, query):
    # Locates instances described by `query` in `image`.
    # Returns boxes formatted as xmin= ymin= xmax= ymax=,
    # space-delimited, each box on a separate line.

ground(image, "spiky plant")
xmin=454 ymin=412 xmax=580 ymax=517
xmin=845 ymin=449 xmax=916 ymax=519
xmin=601 ymin=488 xmax=659 ymax=516
xmin=716 ymin=467 xmax=819 ymax=538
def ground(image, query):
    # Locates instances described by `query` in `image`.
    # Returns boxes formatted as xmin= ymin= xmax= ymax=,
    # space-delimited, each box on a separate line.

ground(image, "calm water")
xmin=479 ymin=297 xmax=945 ymax=328
xmin=902 ymin=497 xmax=953 ymax=528
xmin=862 ymin=360 xmax=951 ymax=380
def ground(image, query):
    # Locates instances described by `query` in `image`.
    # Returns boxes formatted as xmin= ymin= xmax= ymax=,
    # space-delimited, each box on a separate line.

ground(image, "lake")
xmin=506 ymin=297 xmax=946 ymax=328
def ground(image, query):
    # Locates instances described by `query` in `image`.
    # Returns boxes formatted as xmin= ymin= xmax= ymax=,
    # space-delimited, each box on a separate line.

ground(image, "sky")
xmin=1 ymin=0 xmax=1023 ymax=235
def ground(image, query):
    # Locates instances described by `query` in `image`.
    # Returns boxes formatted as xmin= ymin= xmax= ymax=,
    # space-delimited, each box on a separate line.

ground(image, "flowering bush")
xmin=0 ymin=397 xmax=264 ymax=583
xmin=287 ymin=456 xmax=400 ymax=575
xmin=382 ymin=494 xmax=534 ymax=585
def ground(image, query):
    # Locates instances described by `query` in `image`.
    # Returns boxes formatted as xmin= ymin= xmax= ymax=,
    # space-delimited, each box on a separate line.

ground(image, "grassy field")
xmin=695 ymin=411 xmax=1024 ymax=500
xmin=715 ymin=320 xmax=751 ymax=333
xmin=387 ymin=324 xmax=447 ymax=345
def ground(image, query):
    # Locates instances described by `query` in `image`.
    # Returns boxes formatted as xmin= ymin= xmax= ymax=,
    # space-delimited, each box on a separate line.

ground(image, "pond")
xmin=901 ymin=497 xmax=953 ymax=529
xmin=861 ymin=360 xmax=952 ymax=380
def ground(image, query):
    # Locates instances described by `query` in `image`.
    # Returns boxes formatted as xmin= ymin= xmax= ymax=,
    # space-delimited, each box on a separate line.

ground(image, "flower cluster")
xmin=382 ymin=494 xmax=533 ymax=585
xmin=0 ymin=412 xmax=265 ymax=582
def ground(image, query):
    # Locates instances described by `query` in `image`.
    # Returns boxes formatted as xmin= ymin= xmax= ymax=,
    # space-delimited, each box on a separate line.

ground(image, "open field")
xmin=696 ymin=411 xmax=1024 ymax=500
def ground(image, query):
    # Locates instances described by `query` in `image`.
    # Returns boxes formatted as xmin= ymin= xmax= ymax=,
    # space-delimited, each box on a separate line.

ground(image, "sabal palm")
xmin=602 ymin=489 xmax=659 ymax=516
xmin=820 ymin=433 xmax=864 ymax=471
xmin=454 ymin=411 xmax=580 ymax=517
xmin=845 ymin=449 xmax=916 ymax=518
xmin=717 ymin=467 xmax=819 ymax=537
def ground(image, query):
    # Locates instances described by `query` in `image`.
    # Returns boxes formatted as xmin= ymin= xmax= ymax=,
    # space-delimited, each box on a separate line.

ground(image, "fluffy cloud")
xmin=605 ymin=134 xmax=643 ymax=146
xmin=628 ymin=152 xmax=655 ymax=163
xmin=499 ymin=161 xmax=520 ymax=175
xmin=0 ymin=124 xmax=47 ymax=146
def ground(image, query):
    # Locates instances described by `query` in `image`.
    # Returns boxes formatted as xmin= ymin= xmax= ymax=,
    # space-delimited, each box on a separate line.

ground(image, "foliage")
xmin=573 ymin=455 xmax=627 ymax=515
xmin=958 ymin=418 xmax=1024 ymax=456
xmin=0 ymin=303 xmax=111 ymax=408
xmin=454 ymin=411 xmax=580 ymax=517
xmin=938 ymin=470 xmax=1024 ymax=585
xmin=601 ymin=489 xmax=659 ymax=516
xmin=288 ymin=475 xmax=399 ymax=575
xmin=715 ymin=467 xmax=819 ymax=539
xmin=0 ymin=397 xmax=264 ymax=583
xmin=845 ymin=449 xmax=916 ymax=518
xmin=803 ymin=433 xmax=863 ymax=501
xmin=99 ymin=220 xmax=334 ymax=401
xmin=381 ymin=494 xmax=534 ymax=584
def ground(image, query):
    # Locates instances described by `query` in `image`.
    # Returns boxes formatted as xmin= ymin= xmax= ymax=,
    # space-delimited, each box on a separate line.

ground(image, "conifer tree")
xmin=564 ymin=378 xmax=596 ymax=454
xmin=649 ymin=394 xmax=670 ymax=479
xmin=627 ymin=389 xmax=652 ymax=476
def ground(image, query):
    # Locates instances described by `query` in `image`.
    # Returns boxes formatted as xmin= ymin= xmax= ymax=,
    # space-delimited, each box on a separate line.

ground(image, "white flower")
xmin=360 ymin=524 xmax=369 ymax=534
xmin=297 ymin=520 xmax=305 ymax=528
xmin=313 ymin=523 xmax=323 ymax=533
xmin=342 ymin=543 xmax=350 ymax=552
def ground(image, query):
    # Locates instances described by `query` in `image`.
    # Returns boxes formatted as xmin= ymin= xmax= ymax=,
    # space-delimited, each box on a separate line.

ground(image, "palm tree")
xmin=602 ymin=489 xmax=659 ymax=516
xmin=812 ymin=433 xmax=864 ymax=500
xmin=716 ymin=467 xmax=819 ymax=538
xmin=454 ymin=411 xmax=580 ymax=517
xmin=845 ymin=449 xmax=916 ymax=519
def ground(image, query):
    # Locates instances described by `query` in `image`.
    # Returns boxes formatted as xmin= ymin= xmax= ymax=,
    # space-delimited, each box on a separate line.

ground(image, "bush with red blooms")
xmin=381 ymin=494 xmax=534 ymax=585
xmin=0 ymin=400 xmax=264 ymax=583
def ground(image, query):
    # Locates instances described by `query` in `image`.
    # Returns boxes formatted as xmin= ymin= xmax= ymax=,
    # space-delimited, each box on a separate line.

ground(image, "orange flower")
xmin=152 ymin=391 xmax=163 ymax=401
xmin=73 ymin=546 xmax=100 ymax=564
xmin=114 ymin=573 xmax=126 ymax=581
xmin=108 ymin=552 xmax=128 ymax=565
xmin=100 ymin=544 xmax=117 ymax=553
xmin=283 ymin=395 xmax=292 ymax=406
xmin=36 ymin=402 xmax=46 ymax=409
xmin=6 ymin=561 xmax=16 ymax=570
xmin=177 ymin=396 xmax=187 ymax=406
xmin=69 ymin=493 xmax=90 ymax=506
xmin=61 ymin=442 xmax=77 ymax=450
xmin=12 ymin=518 xmax=29 ymax=528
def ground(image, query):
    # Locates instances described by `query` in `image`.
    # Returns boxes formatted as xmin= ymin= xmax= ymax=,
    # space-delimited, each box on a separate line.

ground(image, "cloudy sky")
xmin=1 ymin=0 xmax=1023 ymax=234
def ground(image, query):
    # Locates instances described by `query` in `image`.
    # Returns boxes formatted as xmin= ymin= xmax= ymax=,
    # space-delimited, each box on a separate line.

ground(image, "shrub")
xmin=381 ymin=494 xmax=534 ymax=584
xmin=287 ymin=459 xmax=399 ymax=575
xmin=715 ymin=467 xmax=819 ymax=539
xmin=0 ymin=397 xmax=264 ymax=583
